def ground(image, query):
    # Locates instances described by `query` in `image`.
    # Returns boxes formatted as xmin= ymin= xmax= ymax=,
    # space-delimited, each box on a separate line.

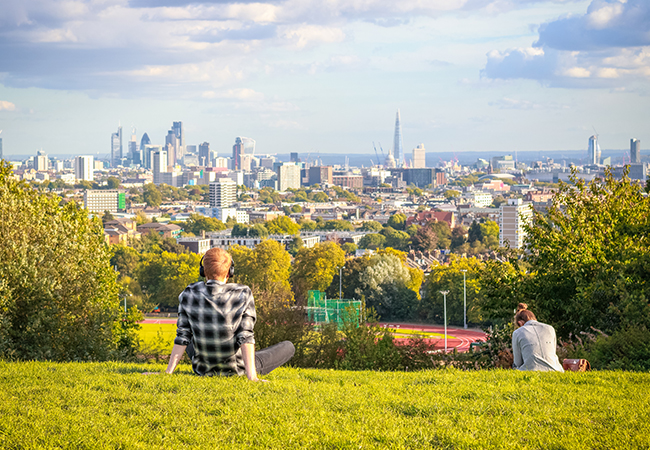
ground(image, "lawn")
xmin=1 ymin=361 xmax=649 ymax=449
xmin=138 ymin=323 xmax=176 ymax=354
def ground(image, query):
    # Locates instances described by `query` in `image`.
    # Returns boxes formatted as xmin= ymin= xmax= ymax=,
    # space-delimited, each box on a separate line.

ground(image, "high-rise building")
xmin=111 ymin=125 xmax=122 ymax=168
xmin=128 ymin=128 xmax=138 ymax=165
xmin=631 ymin=138 xmax=641 ymax=164
xmin=153 ymin=150 xmax=168 ymax=185
xmin=277 ymin=162 xmax=301 ymax=191
xmin=412 ymin=143 xmax=425 ymax=168
xmin=499 ymin=198 xmax=533 ymax=249
xmin=143 ymin=144 xmax=160 ymax=170
xmin=74 ymin=155 xmax=94 ymax=181
xmin=84 ymin=190 xmax=126 ymax=214
xmin=393 ymin=109 xmax=404 ymax=168
xmin=33 ymin=153 xmax=48 ymax=171
xmin=140 ymin=133 xmax=151 ymax=153
xmin=209 ymin=179 xmax=236 ymax=208
xmin=588 ymin=135 xmax=601 ymax=165
xmin=165 ymin=130 xmax=179 ymax=168
xmin=199 ymin=142 xmax=210 ymax=167
xmin=290 ymin=152 xmax=299 ymax=163
xmin=308 ymin=166 xmax=333 ymax=185
xmin=172 ymin=121 xmax=184 ymax=148
xmin=232 ymin=137 xmax=244 ymax=171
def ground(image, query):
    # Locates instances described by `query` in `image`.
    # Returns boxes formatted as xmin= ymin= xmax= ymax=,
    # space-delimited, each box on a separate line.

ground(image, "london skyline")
xmin=0 ymin=0 xmax=648 ymax=157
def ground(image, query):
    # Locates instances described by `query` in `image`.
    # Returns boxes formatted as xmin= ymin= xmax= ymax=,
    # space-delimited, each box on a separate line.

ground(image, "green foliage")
xmin=341 ymin=242 xmax=357 ymax=255
xmin=421 ymin=256 xmax=484 ymax=325
xmin=358 ymin=233 xmax=386 ymax=250
xmin=258 ymin=188 xmax=281 ymax=204
xmin=106 ymin=177 xmax=120 ymax=189
xmin=230 ymin=240 xmax=292 ymax=297
xmin=182 ymin=214 xmax=226 ymax=235
xmin=287 ymin=236 xmax=304 ymax=256
xmin=387 ymin=213 xmax=407 ymax=230
xmin=522 ymin=168 xmax=650 ymax=337
xmin=381 ymin=226 xmax=410 ymax=251
xmin=0 ymin=162 xmax=126 ymax=361
xmin=360 ymin=220 xmax=383 ymax=232
xmin=406 ymin=185 xmax=423 ymax=197
xmin=266 ymin=215 xmax=300 ymax=235
xmin=291 ymin=242 xmax=346 ymax=301
xmin=110 ymin=245 xmax=141 ymax=279
xmin=102 ymin=210 xmax=115 ymax=223
xmin=142 ymin=183 xmax=162 ymax=207
xmin=320 ymin=219 xmax=354 ymax=231
xmin=444 ymin=189 xmax=461 ymax=199
xmin=411 ymin=223 xmax=438 ymax=251
xmin=136 ymin=252 xmax=201 ymax=309
xmin=232 ymin=223 xmax=269 ymax=238
xmin=298 ymin=219 xmax=317 ymax=231
xmin=571 ymin=327 xmax=650 ymax=371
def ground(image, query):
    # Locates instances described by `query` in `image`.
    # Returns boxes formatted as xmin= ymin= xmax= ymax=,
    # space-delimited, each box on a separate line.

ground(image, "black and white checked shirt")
xmin=174 ymin=280 xmax=256 ymax=376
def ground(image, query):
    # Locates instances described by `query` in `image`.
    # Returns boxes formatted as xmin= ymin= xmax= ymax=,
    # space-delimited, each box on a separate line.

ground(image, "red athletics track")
xmin=379 ymin=323 xmax=487 ymax=353
xmin=141 ymin=319 xmax=487 ymax=353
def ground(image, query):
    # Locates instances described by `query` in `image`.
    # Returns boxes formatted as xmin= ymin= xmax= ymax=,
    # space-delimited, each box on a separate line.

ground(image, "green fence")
xmin=306 ymin=290 xmax=362 ymax=329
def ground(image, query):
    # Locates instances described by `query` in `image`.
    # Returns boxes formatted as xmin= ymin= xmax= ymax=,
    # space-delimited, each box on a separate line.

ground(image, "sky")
xmin=0 ymin=0 xmax=649 ymax=160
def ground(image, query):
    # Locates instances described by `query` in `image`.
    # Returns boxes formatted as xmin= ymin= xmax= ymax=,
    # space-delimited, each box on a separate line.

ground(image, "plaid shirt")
xmin=174 ymin=280 xmax=256 ymax=377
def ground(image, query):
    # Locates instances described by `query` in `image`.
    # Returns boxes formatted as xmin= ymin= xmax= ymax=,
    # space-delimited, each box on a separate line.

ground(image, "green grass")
xmin=138 ymin=323 xmax=176 ymax=354
xmin=1 ymin=362 xmax=649 ymax=449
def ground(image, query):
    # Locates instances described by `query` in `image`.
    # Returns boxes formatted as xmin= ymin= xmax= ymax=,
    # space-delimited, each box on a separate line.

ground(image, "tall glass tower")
xmin=588 ymin=135 xmax=600 ymax=165
xmin=393 ymin=110 xmax=404 ymax=167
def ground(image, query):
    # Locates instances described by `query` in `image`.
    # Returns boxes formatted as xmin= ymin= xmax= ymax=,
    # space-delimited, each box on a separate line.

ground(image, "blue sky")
xmin=0 ymin=0 xmax=649 ymax=159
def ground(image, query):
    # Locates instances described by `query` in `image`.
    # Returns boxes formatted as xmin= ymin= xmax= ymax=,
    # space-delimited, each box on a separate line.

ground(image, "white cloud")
xmin=563 ymin=66 xmax=591 ymax=77
xmin=0 ymin=101 xmax=17 ymax=111
xmin=202 ymin=88 xmax=265 ymax=100
xmin=280 ymin=25 xmax=345 ymax=49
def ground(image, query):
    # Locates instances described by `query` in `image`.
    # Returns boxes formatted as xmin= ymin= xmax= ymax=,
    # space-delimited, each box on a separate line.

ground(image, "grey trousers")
xmin=186 ymin=340 xmax=295 ymax=375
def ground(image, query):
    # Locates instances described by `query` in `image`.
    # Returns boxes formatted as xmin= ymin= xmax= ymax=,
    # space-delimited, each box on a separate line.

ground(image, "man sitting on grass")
xmin=165 ymin=247 xmax=295 ymax=381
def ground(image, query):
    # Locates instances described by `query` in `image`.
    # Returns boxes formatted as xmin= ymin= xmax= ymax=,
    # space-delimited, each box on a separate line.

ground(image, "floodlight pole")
xmin=440 ymin=290 xmax=449 ymax=352
xmin=461 ymin=270 xmax=467 ymax=329
xmin=339 ymin=266 xmax=345 ymax=299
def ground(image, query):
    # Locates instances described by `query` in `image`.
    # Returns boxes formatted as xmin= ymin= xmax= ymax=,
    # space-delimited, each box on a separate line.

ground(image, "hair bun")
xmin=516 ymin=303 xmax=528 ymax=311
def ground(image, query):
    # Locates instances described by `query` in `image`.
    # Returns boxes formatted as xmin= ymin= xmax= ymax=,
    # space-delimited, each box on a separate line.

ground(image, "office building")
xmin=290 ymin=152 xmax=299 ymax=163
xmin=277 ymin=162 xmax=301 ymax=191
xmin=165 ymin=130 xmax=179 ymax=168
xmin=588 ymin=135 xmax=601 ymax=165
xmin=153 ymin=150 xmax=168 ymax=185
xmin=393 ymin=109 xmax=404 ymax=167
xmin=232 ymin=137 xmax=244 ymax=171
xmin=412 ymin=144 xmax=425 ymax=168
xmin=499 ymin=198 xmax=533 ymax=249
xmin=111 ymin=125 xmax=122 ymax=168
xmin=492 ymin=155 xmax=515 ymax=170
xmin=74 ymin=155 xmax=94 ymax=181
xmin=140 ymin=133 xmax=151 ymax=158
xmin=309 ymin=166 xmax=333 ymax=185
xmin=199 ymin=142 xmax=210 ymax=166
xmin=209 ymin=179 xmax=237 ymax=208
xmin=631 ymin=138 xmax=641 ymax=164
xmin=33 ymin=154 xmax=48 ymax=171
xmin=172 ymin=121 xmax=184 ymax=159
xmin=84 ymin=190 xmax=126 ymax=214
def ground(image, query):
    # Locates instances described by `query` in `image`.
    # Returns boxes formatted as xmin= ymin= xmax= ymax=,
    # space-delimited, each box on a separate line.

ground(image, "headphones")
xmin=200 ymin=255 xmax=235 ymax=279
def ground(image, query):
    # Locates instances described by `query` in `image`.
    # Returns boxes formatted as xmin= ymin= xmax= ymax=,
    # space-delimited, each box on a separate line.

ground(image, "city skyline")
xmin=0 ymin=0 xmax=649 ymax=157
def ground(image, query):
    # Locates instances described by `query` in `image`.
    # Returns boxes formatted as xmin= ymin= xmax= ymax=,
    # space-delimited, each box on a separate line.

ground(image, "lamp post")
xmin=339 ymin=266 xmax=345 ymax=299
xmin=461 ymin=270 xmax=467 ymax=329
xmin=440 ymin=290 xmax=449 ymax=352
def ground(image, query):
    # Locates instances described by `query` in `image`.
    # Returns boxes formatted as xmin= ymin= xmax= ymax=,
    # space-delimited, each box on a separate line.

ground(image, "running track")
xmin=141 ymin=319 xmax=487 ymax=353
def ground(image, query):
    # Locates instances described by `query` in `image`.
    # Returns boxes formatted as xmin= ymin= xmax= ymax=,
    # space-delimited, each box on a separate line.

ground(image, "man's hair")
xmin=202 ymin=248 xmax=232 ymax=280
xmin=515 ymin=303 xmax=536 ymax=324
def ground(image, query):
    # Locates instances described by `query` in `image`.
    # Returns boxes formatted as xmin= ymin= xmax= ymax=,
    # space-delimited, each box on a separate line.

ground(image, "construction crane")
xmin=372 ymin=142 xmax=381 ymax=167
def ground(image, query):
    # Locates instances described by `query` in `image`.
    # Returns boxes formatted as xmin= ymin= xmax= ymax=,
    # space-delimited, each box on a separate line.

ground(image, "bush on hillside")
xmin=0 ymin=161 xmax=135 ymax=361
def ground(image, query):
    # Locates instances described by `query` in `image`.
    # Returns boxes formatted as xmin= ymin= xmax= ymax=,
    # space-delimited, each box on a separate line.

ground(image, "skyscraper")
xmin=209 ymin=179 xmax=236 ymax=208
xmin=75 ymin=155 xmax=94 ymax=181
xmin=412 ymin=143 xmax=426 ymax=168
xmin=165 ymin=130 xmax=178 ymax=168
xmin=588 ymin=135 xmax=601 ymax=165
xmin=232 ymin=137 xmax=244 ymax=171
xmin=499 ymin=198 xmax=533 ymax=249
xmin=199 ymin=142 xmax=210 ymax=167
xmin=277 ymin=162 xmax=301 ymax=191
xmin=631 ymin=138 xmax=641 ymax=164
xmin=172 ymin=121 xmax=185 ymax=160
xmin=153 ymin=150 xmax=168 ymax=185
xmin=33 ymin=153 xmax=48 ymax=171
xmin=111 ymin=125 xmax=123 ymax=168
xmin=140 ymin=132 xmax=151 ymax=152
xmin=393 ymin=110 xmax=404 ymax=168
xmin=129 ymin=128 xmax=138 ymax=165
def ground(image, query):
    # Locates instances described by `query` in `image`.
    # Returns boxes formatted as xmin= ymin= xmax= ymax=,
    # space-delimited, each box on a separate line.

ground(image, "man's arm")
xmin=241 ymin=343 xmax=263 ymax=382
xmin=166 ymin=344 xmax=187 ymax=374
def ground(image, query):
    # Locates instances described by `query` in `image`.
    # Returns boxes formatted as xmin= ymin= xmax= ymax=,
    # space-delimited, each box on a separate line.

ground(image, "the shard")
xmin=393 ymin=109 xmax=404 ymax=167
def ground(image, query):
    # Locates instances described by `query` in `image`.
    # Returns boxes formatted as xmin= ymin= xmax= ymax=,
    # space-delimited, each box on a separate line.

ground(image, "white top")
xmin=512 ymin=320 xmax=564 ymax=372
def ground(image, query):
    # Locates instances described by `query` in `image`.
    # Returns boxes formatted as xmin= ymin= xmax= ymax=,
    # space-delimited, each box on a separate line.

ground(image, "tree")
xmin=341 ymin=242 xmax=357 ymax=255
xmin=183 ymin=214 xmax=226 ymax=235
xmin=411 ymin=224 xmax=438 ymax=251
xmin=360 ymin=221 xmax=383 ymax=232
xmin=266 ymin=215 xmax=300 ymax=235
xmin=421 ymin=255 xmax=485 ymax=325
xmin=358 ymin=233 xmax=386 ymax=250
xmin=387 ymin=213 xmax=407 ymax=230
xmin=381 ymin=227 xmax=410 ymax=251
xmin=450 ymin=226 xmax=467 ymax=250
xmin=430 ymin=220 xmax=452 ymax=249
xmin=518 ymin=168 xmax=650 ymax=337
xmin=137 ymin=251 xmax=201 ymax=309
xmin=299 ymin=219 xmax=317 ymax=231
xmin=492 ymin=195 xmax=506 ymax=208
xmin=230 ymin=240 xmax=292 ymax=298
xmin=102 ymin=210 xmax=115 ymax=224
xmin=0 ymin=162 xmax=129 ymax=361
xmin=291 ymin=204 xmax=302 ymax=213
xmin=287 ymin=236 xmax=304 ymax=256
xmin=110 ymin=245 xmax=141 ymax=279
xmin=322 ymin=220 xmax=354 ymax=232
xmin=106 ymin=177 xmax=120 ymax=189
xmin=143 ymin=183 xmax=162 ymax=208
xmin=135 ymin=210 xmax=151 ymax=225
xmin=291 ymin=242 xmax=346 ymax=301
xmin=444 ymin=189 xmax=461 ymax=199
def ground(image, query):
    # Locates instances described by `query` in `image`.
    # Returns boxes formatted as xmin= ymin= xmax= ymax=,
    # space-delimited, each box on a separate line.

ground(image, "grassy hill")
xmin=1 ymin=361 xmax=649 ymax=449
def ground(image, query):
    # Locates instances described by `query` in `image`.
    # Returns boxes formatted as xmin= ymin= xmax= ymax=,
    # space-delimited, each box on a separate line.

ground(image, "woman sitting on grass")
xmin=512 ymin=303 xmax=564 ymax=372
